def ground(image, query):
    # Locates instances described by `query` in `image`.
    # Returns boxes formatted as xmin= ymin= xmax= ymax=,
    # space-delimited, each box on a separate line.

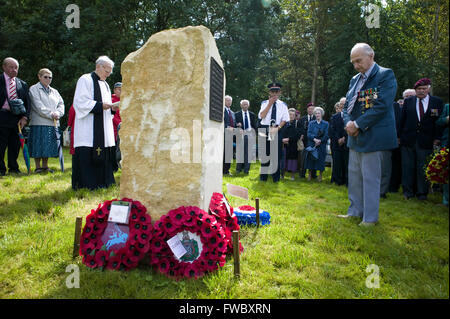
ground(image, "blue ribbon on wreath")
xmin=233 ymin=208 xmax=271 ymax=226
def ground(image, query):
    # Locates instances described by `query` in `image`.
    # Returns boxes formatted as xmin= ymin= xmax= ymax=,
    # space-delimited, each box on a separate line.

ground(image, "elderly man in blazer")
xmin=338 ymin=43 xmax=398 ymax=226
xmin=399 ymin=78 xmax=443 ymax=200
xmin=329 ymin=99 xmax=349 ymax=186
xmin=235 ymin=99 xmax=257 ymax=174
xmin=0 ymin=57 xmax=30 ymax=176
xmin=223 ymin=95 xmax=236 ymax=176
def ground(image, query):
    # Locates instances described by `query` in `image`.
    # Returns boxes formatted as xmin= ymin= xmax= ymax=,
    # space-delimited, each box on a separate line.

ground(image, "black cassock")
xmin=72 ymin=72 xmax=116 ymax=190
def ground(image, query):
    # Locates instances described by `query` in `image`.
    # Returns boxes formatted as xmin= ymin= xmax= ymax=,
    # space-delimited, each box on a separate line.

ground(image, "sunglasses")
xmin=43 ymin=76 xmax=52 ymax=79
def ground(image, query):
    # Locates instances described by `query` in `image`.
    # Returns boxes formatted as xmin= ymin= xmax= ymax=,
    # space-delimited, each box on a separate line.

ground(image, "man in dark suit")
xmin=0 ymin=57 xmax=30 ymax=176
xmin=329 ymin=99 xmax=349 ymax=186
xmin=399 ymin=78 xmax=443 ymax=200
xmin=389 ymin=89 xmax=416 ymax=193
xmin=338 ymin=43 xmax=398 ymax=226
xmin=298 ymin=102 xmax=316 ymax=178
xmin=235 ymin=99 xmax=257 ymax=174
xmin=223 ymin=95 xmax=235 ymax=176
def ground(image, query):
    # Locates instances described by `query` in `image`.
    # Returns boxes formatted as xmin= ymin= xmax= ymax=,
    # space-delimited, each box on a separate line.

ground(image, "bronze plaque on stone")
xmin=209 ymin=57 xmax=224 ymax=122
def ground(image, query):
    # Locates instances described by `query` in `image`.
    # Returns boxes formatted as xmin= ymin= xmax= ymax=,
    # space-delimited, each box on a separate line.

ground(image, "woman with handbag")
xmin=28 ymin=68 xmax=65 ymax=173
xmin=304 ymin=107 xmax=329 ymax=182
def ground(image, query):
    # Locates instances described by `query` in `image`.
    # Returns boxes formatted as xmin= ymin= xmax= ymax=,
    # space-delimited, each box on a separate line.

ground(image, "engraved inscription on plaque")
xmin=209 ymin=57 xmax=224 ymax=123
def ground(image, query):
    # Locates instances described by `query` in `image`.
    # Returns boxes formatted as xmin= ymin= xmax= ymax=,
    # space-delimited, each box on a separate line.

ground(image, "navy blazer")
xmin=223 ymin=108 xmax=235 ymax=129
xmin=0 ymin=73 xmax=30 ymax=127
xmin=329 ymin=112 xmax=348 ymax=151
xmin=399 ymin=95 xmax=443 ymax=149
xmin=234 ymin=110 xmax=257 ymax=131
xmin=393 ymin=102 xmax=402 ymax=138
xmin=343 ymin=63 xmax=398 ymax=152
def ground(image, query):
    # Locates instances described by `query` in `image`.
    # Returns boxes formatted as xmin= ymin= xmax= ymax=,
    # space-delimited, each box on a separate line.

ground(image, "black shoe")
xmin=0 ymin=171 xmax=5 ymax=177
xmin=244 ymin=171 xmax=249 ymax=174
xmin=8 ymin=169 xmax=20 ymax=174
xmin=417 ymin=195 xmax=427 ymax=201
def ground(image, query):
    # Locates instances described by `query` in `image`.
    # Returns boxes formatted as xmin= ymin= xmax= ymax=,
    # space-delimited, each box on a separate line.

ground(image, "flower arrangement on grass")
xmin=148 ymin=206 xmax=228 ymax=279
xmin=233 ymin=205 xmax=271 ymax=226
xmin=79 ymin=198 xmax=153 ymax=271
xmin=426 ymin=147 xmax=449 ymax=184
xmin=208 ymin=192 xmax=243 ymax=254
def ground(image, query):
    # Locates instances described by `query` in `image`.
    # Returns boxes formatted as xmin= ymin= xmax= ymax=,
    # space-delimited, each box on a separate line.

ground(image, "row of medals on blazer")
xmin=358 ymin=88 xmax=378 ymax=114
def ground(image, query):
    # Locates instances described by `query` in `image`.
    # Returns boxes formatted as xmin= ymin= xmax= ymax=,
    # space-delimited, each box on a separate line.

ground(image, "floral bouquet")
xmin=233 ymin=205 xmax=271 ymax=226
xmin=426 ymin=147 xmax=449 ymax=184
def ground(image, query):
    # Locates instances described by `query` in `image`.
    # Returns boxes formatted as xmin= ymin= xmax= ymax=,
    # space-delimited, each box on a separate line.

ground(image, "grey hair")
xmin=402 ymin=89 xmax=416 ymax=98
xmin=240 ymin=99 xmax=250 ymax=106
xmin=2 ymin=57 xmax=19 ymax=68
xmin=351 ymin=43 xmax=375 ymax=58
xmin=314 ymin=106 xmax=325 ymax=116
xmin=96 ymin=56 xmax=115 ymax=69
xmin=225 ymin=95 xmax=233 ymax=102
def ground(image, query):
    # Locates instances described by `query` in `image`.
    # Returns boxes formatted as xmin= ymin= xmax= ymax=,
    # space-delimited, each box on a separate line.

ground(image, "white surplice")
xmin=73 ymin=73 xmax=115 ymax=148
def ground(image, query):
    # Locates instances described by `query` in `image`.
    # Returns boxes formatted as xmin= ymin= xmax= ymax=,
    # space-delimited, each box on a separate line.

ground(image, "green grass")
xmin=0 ymin=148 xmax=448 ymax=298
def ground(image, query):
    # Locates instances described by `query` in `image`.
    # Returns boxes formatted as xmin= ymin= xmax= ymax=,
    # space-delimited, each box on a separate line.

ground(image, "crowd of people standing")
xmin=1 ymin=43 xmax=448 ymax=215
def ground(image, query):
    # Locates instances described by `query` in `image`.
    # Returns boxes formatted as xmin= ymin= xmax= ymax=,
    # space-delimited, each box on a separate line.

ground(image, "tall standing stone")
xmin=119 ymin=26 xmax=225 ymax=221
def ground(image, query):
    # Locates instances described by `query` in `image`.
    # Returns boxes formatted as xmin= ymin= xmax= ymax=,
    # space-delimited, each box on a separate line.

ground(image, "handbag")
xmin=9 ymin=99 xmax=26 ymax=116
xmin=305 ymin=146 xmax=319 ymax=159
xmin=297 ymin=139 xmax=305 ymax=151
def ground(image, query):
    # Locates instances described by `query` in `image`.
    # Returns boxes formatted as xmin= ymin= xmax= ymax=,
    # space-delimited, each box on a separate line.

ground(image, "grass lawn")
xmin=0 ymin=148 xmax=448 ymax=299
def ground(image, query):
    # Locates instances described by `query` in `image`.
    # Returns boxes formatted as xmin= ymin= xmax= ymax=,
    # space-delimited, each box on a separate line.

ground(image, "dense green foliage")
xmin=0 ymin=149 xmax=448 ymax=298
xmin=1 ymin=0 xmax=448 ymax=121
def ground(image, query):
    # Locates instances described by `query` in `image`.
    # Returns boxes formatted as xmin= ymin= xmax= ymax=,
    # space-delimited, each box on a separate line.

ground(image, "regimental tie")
xmin=271 ymin=102 xmax=277 ymax=123
xmin=2 ymin=78 xmax=16 ymax=111
xmin=9 ymin=78 xmax=17 ymax=100
xmin=418 ymin=98 xmax=424 ymax=122
xmin=347 ymin=74 xmax=367 ymax=114
xmin=244 ymin=111 xmax=249 ymax=130
xmin=228 ymin=108 xmax=234 ymax=127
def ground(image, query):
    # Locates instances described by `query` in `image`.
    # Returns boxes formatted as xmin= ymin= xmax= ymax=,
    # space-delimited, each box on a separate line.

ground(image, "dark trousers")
xmin=331 ymin=148 xmax=349 ymax=186
xmin=389 ymin=147 xmax=402 ymax=192
xmin=0 ymin=125 xmax=20 ymax=174
xmin=401 ymin=143 xmax=432 ymax=198
xmin=260 ymin=129 xmax=282 ymax=182
xmin=236 ymin=134 xmax=251 ymax=173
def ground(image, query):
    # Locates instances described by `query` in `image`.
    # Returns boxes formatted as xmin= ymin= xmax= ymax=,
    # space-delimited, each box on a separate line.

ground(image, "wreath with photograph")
xmin=148 ymin=206 xmax=228 ymax=279
xmin=79 ymin=198 xmax=153 ymax=271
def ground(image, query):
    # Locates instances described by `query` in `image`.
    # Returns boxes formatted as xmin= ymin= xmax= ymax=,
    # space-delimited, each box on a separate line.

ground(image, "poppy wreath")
xmin=149 ymin=206 xmax=228 ymax=279
xmin=79 ymin=198 xmax=153 ymax=271
xmin=208 ymin=192 xmax=243 ymax=254
xmin=426 ymin=147 xmax=449 ymax=184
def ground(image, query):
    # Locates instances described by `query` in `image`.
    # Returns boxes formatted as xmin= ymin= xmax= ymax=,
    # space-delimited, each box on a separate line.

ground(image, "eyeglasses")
xmin=43 ymin=76 xmax=52 ymax=79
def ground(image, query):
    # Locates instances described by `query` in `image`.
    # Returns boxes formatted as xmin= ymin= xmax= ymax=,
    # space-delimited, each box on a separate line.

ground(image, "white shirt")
xmin=416 ymin=94 xmax=430 ymax=120
xmin=258 ymin=99 xmax=289 ymax=126
xmin=73 ymin=73 xmax=115 ymax=148
xmin=241 ymin=110 xmax=252 ymax=131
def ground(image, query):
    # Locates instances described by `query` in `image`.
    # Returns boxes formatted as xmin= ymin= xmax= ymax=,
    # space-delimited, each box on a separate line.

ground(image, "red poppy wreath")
xmin=79 ymin=198 xmax=153 ymax=271
xmin=208 ymin=192 xmax=243 ymax=254
xmin=149 ymin=206 xmax=228 ymax=279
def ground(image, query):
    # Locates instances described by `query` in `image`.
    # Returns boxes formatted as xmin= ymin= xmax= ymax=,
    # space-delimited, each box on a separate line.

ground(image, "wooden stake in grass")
xmin=73 ymin=217 xmax=82 ymax=259
xmin=255 ymin=198 xmax=260 ymax=228
xmin=233 ymin=230 xmax=240 ymax=278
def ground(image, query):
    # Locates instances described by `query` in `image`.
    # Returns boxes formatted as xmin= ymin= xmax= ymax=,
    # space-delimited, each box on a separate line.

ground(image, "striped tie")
xmin=347 ymin=74 xmax=367 ymax=114
xmin=9 ymin=78 xmax=17 ymax=100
